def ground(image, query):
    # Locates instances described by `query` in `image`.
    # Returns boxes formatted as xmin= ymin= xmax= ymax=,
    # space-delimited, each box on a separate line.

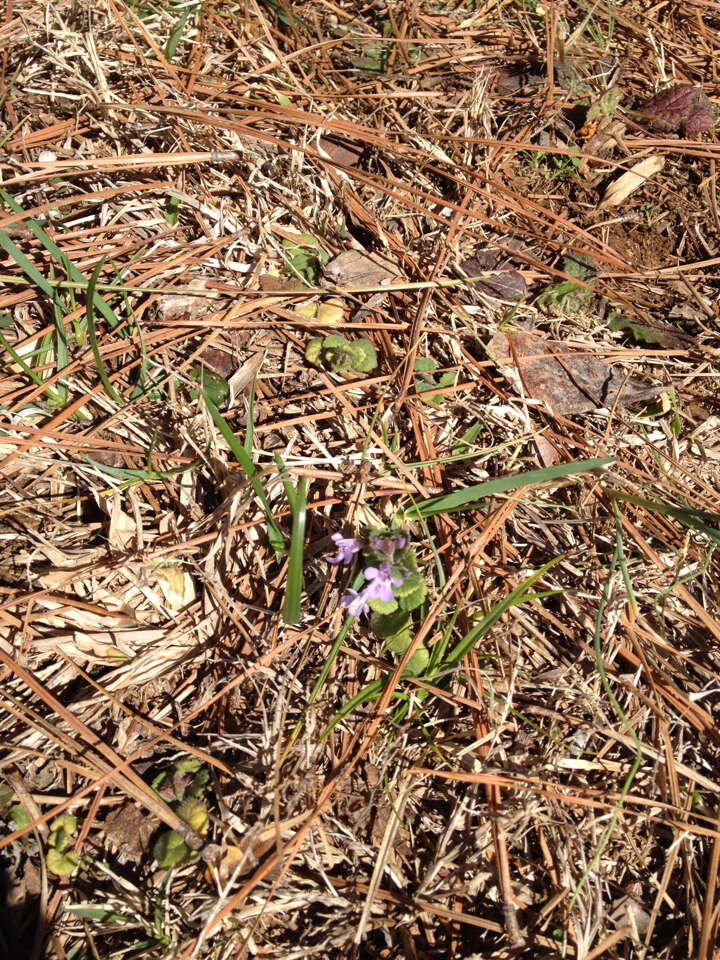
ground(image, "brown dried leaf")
xmin=488 ymin=327 xmax=665 ymax=414
xmin=154 ymin=279 xmax=229 ymax=322
xmin=103 ymin=803 xmax=156 ymax=864
xmin=323 ymin=250 xmax=397 ymax=288
xmin=318 ymin=135 xmax=365 ymax=167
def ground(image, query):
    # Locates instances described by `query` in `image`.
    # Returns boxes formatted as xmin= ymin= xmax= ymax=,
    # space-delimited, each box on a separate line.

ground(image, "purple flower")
xmin=326 ymin=533 xmax=362 ymax=566
xmin=362 ymin=562 xmax=405 ymax=604
xmin=340 ymin=587 xmax=370 ymax=617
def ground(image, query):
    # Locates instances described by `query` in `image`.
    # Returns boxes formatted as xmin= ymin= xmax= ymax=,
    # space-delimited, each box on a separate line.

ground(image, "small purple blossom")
xmin=326 ymin=533 xmax=362 ymax=566
xmin=362 ymin=562 xmax=405 ymax=604
xmin=340 ymin=563 xmax=406 ymax=618
xmin=340 ymin=587 xmax=370 ymax=617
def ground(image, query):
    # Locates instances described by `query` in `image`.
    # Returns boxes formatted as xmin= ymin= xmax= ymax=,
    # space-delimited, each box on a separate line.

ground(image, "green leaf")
xmin=305 ymin=337 xmax=323 ymax=365
xmin=402 ymin=645 xmax=430 ymax=676
xmin=47 ymin=848 xmax=79 ymax=877
xmin=452 ymin=419 xmax=483 ymax=456
xmin=203 ymin=395 xmax=284 ymax=555
xmin=165 ymin=194 xmax=181 ymax=226
xmin=395 ymin=573 xmax=427 ymax=612
xmin=165 ymin=6 xmax=194 ymax=62
xmin=175 ymin=758 xmax=202 ymax=775
xmin=371 ymin=609 xmax=411 ymax=640
xmin=414 ymin=358 xmax=436 ymax=373
xmin=606 ymin=313 xmax=671 ymax=346
xmin=439 ymin=557 xmax=563 ymax=673
xmin=48 ymin=813 xmax=77 ymax=854
xmin=349 ymin=337 xmax=377 ymax=372
xmin=385 ymin=628 xmax=413 ymax=654
xmin=85 ymin=257 xmax=124 ymax=406
xmin=282 ymin=473 xmax=307 ymax=625
xmin=189 ymin=368 xmax=229 ymax=406
xmin=0 ymin=188 xmax=122 ymax=331
xmin=368 ymin=597 xmax=399 ymax=615
xmin=153 ymin=830 xmax=191 ymax=868
xmin=10 ymin=803 xmax=29 ymax=828
xmin=0 ymin=784 xmax=13 ymax=806
xmin=177 ymin=798 xmax=209 ymax=837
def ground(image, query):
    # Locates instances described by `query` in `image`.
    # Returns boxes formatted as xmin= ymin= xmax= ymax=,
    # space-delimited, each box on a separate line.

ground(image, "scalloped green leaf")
xmin=47 ymin=848 xmax=79 ymax=877
xmin=349 ymin=337 xmax=377 ymax=372
xmin=371 ymin=609 xmax=411 ymax=639
xmin=402 ymin=645 xmax=430 ymax=677
xmin=153 ymin=830 xmax=191 ymax=868
xmin=177 ymin=798 xmax=209 ymax=837
xmin=395 ymin=573 xmax=427 ymax=611
xmin=385 ymin=628 xmax=413 ymax=654
xmin=305 ymin=338 xmax=323 ymax=365
xmin=367 ymin=597 xmax=398 ymax=615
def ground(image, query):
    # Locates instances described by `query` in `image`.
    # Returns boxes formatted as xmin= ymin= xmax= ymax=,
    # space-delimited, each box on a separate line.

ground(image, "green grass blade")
xmin=321 ymin=678 xmax=387 ymax=739
xmin=244 ymin=376 xmax=257 ymax=458
xmin=0 ymin=227 xmax=56 ymax=298
xmin=288 ymin=607 xmax=358 ymax=747
xmin=85 ymin=258 xmax=124 ymax=406
xmin=165 ymin=6 xmax=193 ymax=61
xmin=438 ymin=557 xmax=563 ymax=673
xmin=0 ymin=330 xmax=45 ymax=388
xmin=607 ymin=490 xmax=720 ymax=545
xmin=404 ymin=458 xmax=615 ymax=520
xmin=282 ymin=476 xmax=307 ymax=625
xmin=568 ymin=504 xmax=642 ymax=911
xmin=0 ymin=188 xmax=122 ymax=331
xmin=203 ymin=395 xmax=285 ymax=554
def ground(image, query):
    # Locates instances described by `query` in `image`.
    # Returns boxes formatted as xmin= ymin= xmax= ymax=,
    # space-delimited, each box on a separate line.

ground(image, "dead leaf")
xmin=599 ymin=155 xmax=665 ymax=209
xmin=534 ymin=434 xmax=559 ymax=467
xmin=318 ymin=134 xmax=365 ymax=167
xmin=103 ymin=803 xmax=156 ymax=864
xmin=488 ymin=327 xmax=665 ymax=414
xmin=155 ymin=279 xmax=229 ymax=322
xmin=323 ymin=250 xmax=397 ymax=288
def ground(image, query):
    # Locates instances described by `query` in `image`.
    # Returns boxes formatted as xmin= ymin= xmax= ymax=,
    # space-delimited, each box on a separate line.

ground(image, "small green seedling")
xmin=47 ymin=814 xmax=79 ymax=877
xmin=536 ymin=253 xmax=595 ymax=313
xmin=152 ymin=759 xmax=210 ymax=869
xmin=414 ymin=358 xmax=456 ymax=405
xmin=527 ymin=148 xmax=581 ymax=182
xmin=306 ymin=334 xmax=377 ymax=373
xmin=282 ymin=233 xmax=329 ymax=284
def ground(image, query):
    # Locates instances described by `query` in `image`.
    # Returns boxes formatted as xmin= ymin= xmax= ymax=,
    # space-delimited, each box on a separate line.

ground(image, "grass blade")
xmin=438 ymin=557 xmax=563 ymax=673
xmin=282 ymin=475 xmax=307 ymax=625
xmin=204 ymin=395 xmax=285 ymax=554
xmin=85 ymin=258 xmax=124 ymax=406
xmin=0 ymin=188 xmax=122 ymax=331
xmin=404 ymin=457 xmax=615 ymax=520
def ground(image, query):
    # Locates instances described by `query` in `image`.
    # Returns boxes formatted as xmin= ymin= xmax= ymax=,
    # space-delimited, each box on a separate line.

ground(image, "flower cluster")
xmin=326 ymin=529 xmax=424 ymax=620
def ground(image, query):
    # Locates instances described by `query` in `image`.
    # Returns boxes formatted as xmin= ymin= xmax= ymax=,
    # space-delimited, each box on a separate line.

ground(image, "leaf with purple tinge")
xmin=460 ymin=252 xmax=527 ymax=302
xmin=637 ymin=84 xmax=717 ymax=137
xmin=488 ymin=327 xmax=665 ymax=414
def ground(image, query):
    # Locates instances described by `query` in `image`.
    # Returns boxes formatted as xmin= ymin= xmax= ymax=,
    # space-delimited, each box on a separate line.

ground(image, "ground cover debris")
xmin=1 ymin=2 xmax=720 ymax=958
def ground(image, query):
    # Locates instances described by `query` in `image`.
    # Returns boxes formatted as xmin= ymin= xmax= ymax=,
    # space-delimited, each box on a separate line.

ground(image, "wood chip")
xmin=598 ymin=155 xmax=665 ymax=209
